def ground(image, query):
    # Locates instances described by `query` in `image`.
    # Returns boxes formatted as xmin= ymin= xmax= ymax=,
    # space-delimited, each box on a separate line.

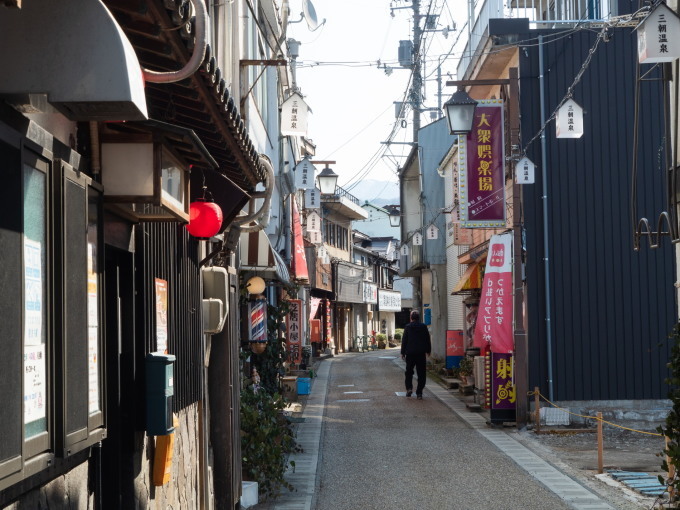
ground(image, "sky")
xmin=285 ymin=0 xmax=467 ymax=199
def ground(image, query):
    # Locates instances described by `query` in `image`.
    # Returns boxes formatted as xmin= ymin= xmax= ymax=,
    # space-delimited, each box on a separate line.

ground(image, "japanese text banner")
xmin=458 ymin=100 xmax=506 ymax=227
xmin=286 ymin=299 xmax=302 ymax=364
xmin=473 ymin=232 xmax=513 ymax=353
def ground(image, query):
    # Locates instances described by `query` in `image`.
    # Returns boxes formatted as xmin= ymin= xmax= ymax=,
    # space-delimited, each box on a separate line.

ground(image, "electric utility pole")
xmin=411 ymin=0 xmax=422 ymax=143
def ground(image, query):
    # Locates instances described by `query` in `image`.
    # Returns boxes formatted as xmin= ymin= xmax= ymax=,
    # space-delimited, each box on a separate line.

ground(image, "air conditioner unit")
xmin=202 ymin=267 xmax=229 ymax=334
xmin=474 ymin=356 xmax=486 ymax=390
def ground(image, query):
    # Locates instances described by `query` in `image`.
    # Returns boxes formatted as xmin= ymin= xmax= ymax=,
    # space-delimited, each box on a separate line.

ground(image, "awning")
xmin=239 ymin=230 xmax=290 ymax=284
xmin=451 ymin=260 xmax=485 ymax=295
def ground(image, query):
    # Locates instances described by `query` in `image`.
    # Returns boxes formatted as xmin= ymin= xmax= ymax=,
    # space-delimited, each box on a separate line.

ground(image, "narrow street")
xmin=260 ymin=351 xmax=624 ymax=510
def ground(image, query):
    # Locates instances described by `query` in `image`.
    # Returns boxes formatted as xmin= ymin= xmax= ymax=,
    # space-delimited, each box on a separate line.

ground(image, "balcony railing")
xmin=322 ymin=185 xmax=360 ymax=205
xmin=457 ymin=0 xmax=610 ymax=78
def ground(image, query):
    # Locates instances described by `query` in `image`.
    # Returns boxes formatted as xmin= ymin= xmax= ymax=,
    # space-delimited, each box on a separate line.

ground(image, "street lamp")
xmin=389 ymin=209 xmax=401 ymax=227
xmin=317 ymin=165 xmax=338 ymax=194
xmin=443 ymin=87 xmax=477 ymax=135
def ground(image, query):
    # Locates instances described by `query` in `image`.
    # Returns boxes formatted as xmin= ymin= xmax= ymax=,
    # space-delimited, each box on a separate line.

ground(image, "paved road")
xmin=313 ymin=352 xmax=572 ymax=510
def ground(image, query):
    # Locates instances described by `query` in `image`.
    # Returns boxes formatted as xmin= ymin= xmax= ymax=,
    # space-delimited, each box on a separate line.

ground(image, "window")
xmin=0 ymin=127 xmax=105 ymax=492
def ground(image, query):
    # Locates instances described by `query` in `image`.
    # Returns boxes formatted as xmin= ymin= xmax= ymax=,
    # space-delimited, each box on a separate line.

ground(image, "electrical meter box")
xmin=146 ymin=353 xmax=176 ymax=436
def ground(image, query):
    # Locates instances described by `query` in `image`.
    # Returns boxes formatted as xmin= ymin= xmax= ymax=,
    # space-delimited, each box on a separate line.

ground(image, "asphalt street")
xmin=317 ymin=352 xmax=576 ymax=510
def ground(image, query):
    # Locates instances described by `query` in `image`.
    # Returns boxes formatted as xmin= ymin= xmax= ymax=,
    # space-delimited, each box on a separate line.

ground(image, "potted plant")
xmin=376 ymin=333 xmax=387 ymax=349
xmin=458 ymin=356 xmax=474 ymax=386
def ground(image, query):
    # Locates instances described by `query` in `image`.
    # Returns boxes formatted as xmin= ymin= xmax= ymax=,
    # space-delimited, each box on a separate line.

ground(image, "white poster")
xmin=24 ymin=344 xmax=46 ymax=423
xmin=87 ymin=244 xmax=100 ymax=414
xmin=24 ymin=239 xmax=42 ymax=346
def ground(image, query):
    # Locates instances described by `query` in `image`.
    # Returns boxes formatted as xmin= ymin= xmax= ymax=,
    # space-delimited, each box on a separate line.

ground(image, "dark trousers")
xmin=404 ymin=353 xmax=427 ymax=395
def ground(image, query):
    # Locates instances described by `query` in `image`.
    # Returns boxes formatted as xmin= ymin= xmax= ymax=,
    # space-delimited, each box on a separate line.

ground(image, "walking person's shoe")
xmin=416 ymin=394 xmax=423 ymax=400
xmin=406 ymin=390 xmax=412 ymax=397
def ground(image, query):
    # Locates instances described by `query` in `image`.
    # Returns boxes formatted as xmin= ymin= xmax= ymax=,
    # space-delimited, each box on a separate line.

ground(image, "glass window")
xmin=23 ymin=162 xmax=48 ymax=444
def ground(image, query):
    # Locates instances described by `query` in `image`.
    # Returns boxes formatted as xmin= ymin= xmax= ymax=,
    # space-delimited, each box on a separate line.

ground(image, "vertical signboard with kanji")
xmin=473 ymin=233 xmax=513 ymax=353
xmin=287 ymin=299 xmax=302 ymax=364
xmin=458 ymin=100 xmax=506 ymax=228
xmin=490 ymin=352 xmax=516 ymax=424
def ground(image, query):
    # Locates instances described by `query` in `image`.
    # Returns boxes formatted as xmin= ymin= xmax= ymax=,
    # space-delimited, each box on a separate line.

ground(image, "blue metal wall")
xmin=520 ymin=28 xmax=676 ymax=400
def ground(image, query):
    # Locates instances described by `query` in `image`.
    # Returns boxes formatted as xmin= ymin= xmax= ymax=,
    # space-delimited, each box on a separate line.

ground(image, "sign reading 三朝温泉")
xmin=280 ymin=92 xmax=310 ymax=136
xmin=555 ymin=98 xmax=583 ymax=139
xmin=305 ymin=187 xmax=320 ymax=210
xmin=363 ymin=282 xmax=378 ymax=304
xmin=286 ymin=299 xmax=303 ymax=364
xmin=295 ymin=156 xmax=317 ymax=190
xmin=473 ymin=232 xmax=513 ymax=353
xmin=458 ymin=101 xmax=506 ymax=228
xmin=306 ymin=211 xmax=321 ymax=232
xmin=491 ymin=352 xmax=516 ymax=411
xmin=638 ymin=3 xmax=680 ymax=64
xmin=378 ymin=290 xmax=401 ymax=311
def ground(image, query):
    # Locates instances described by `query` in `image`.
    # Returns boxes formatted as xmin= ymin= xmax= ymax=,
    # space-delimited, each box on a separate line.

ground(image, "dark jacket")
xmin=400 ymin=321 xmax=431 ymax=356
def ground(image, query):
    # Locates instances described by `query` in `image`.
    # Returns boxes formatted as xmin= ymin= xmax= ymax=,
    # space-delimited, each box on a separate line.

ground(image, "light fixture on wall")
xmin=246 ymin=276 xmax=266 ymax=294
xmin=389 ymin=209 xmax=401 ymax=227
xmin=317 ymin=165 xmax=339 ymax=194
xmin=443 ymin=87 xmax=477 ymax=135
xmin=100 ymin=120 xmax=217 ymax=223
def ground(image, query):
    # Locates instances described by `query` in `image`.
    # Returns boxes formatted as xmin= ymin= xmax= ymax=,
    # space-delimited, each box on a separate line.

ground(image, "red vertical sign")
xmin=473 ymin=233 xmax=513 ymax=353
xmin=446 ymin=330 xmax=464 ymax=357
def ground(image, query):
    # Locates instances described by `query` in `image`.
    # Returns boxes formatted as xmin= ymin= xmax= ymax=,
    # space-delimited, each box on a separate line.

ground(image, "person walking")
xmin=400 ymin=310 xmax=431 ymax=399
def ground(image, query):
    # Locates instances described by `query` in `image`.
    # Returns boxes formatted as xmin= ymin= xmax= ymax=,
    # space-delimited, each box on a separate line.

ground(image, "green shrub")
xmin=394 ymin=328 xmax=404 ymax=341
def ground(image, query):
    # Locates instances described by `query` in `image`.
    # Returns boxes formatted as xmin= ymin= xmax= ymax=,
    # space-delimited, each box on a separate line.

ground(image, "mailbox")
xmin=146 ymin=353 xmax=176 ymax=436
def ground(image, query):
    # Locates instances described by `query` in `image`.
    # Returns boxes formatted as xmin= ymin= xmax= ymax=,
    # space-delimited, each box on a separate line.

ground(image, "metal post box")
xmin=145 ymin=353 xmax=176 ymax=436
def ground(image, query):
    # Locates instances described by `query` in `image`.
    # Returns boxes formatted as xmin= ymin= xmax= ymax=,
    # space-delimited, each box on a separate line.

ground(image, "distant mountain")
xmin=342 ymin=179 xmax=399 ymax=206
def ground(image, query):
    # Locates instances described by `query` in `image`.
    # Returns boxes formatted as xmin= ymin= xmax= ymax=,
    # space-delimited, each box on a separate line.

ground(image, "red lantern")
xmin=186 ymin=199 xmax=223 ymax=238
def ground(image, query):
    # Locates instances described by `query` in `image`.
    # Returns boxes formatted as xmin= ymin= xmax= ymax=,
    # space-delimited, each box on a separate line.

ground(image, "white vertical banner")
xmin=413 ymin=232 xmax=423 ymax=246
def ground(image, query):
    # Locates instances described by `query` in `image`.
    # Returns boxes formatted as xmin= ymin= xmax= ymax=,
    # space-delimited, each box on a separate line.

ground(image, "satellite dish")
xmin=302 ymin=0 xmax=318 ymax=30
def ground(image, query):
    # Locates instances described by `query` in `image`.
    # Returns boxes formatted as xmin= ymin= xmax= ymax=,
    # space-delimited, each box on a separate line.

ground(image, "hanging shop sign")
xmin=413 ymin=232 xmax=423 ymax=246
xmin=306 ymin=210 xmax=321 ymax=232
xmin=515 ymin=156 xmax=535 ymax=185
xmin=555 ymin=99 xmax=583 ymax=139
xmin=637 ymin=2 xmax=680 ymax=64
xmin=295 ymin=156 xmax=317 ymax=190
xmin=280 ymin=92 xmax=310 ymax=136
xmin=400 ymin=243 xmax=409 ymax=256
xmin=286 ymin=299 xmax=303 ymax=364
xmin=473 ymin=232 xmax=513 ymax=353
xmin=363 ymin=282 xmax=378 ymax=304
xmin=305 ymin=187 xmax=320 ymax=209
xmin=458 ymin=100 xmax=506 ymax=228
xmin=291 ymin=199 xmax=310 ymax=282
xmin=426 ymin=224 xmax=439 ymax=239
xmin=309 ymin=230 xmax=322 ymax=244
xmin=378 ymin=289 xmax=401 ymax=311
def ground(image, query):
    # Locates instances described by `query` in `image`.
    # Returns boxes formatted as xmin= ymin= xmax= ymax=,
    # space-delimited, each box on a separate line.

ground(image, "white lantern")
xmin=280 ymin=92 xmax=310 ymax=136
xmin=413 ymin=232 xmax=423 ymax=246
xmin=515 ymin=156 xmax=535 ymax=185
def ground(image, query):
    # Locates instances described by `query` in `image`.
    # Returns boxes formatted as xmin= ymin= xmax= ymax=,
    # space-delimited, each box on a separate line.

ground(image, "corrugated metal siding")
xmin=137 ymin=223 xmax=203 ymax=410
xmin=444 ymin=162 xmax=467 ymax=330
xmin=521 ymin=28 xmax=675 ymax=401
